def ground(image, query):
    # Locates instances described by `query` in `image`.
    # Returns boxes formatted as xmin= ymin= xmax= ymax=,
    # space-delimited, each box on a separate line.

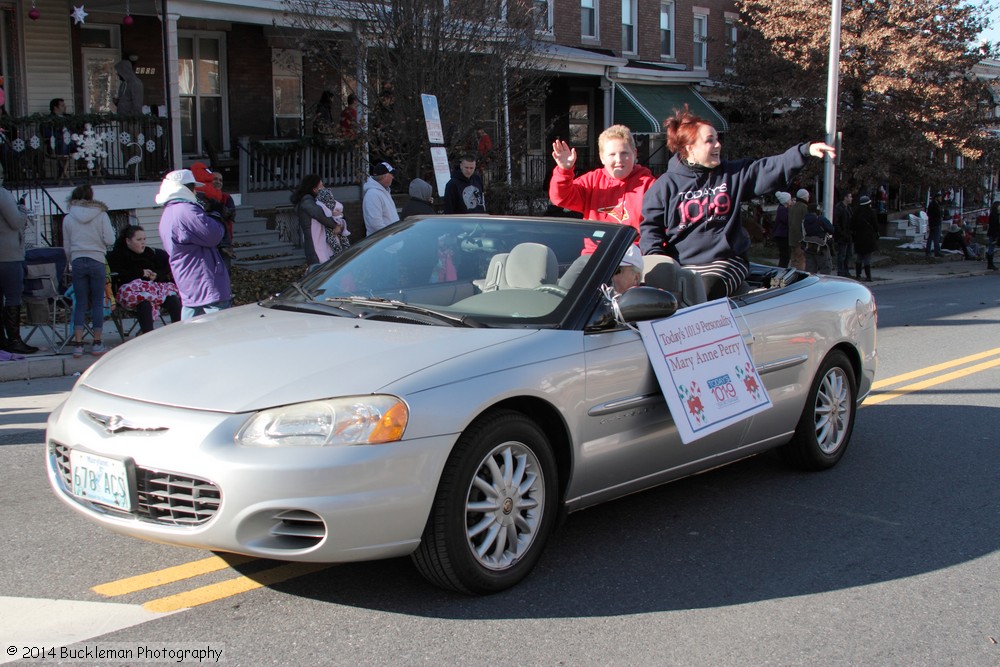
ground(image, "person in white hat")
xmin=155 ymin=168 xmax=231 ymax=319
xmin=612 ymin=244 xmax=644 ymax=295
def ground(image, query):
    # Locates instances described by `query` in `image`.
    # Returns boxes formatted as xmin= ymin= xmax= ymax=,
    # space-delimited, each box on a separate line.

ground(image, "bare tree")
xmin=720 ymin=0 xmax=999 ymax=202
xmin=281 ymin=0 xmax=551 ymax=186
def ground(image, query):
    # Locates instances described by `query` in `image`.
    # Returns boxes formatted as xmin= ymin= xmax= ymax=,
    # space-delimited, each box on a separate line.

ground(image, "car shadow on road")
xmin=258 ymin=402 xmax=999 ymax=619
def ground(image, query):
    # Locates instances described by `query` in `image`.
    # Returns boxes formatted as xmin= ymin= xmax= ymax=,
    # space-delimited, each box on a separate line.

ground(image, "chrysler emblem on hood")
xmin=84 ymin=410 xmax=169 ymax=435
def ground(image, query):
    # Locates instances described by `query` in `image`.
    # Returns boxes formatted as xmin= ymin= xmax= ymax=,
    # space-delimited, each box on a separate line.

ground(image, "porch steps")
xmin=231 ymin=205 xmax=304 ymax=272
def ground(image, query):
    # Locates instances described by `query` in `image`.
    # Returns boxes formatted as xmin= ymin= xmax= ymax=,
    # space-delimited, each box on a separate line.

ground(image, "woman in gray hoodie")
xmin=63 ymin=184 xmax=115 ymax=357
xmin=0 ymin=169 xmax=37 ymax=355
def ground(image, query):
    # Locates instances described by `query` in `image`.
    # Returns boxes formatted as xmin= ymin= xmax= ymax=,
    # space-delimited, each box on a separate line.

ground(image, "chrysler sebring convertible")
xmin=46 ymin=215 xmax=877 ymax=594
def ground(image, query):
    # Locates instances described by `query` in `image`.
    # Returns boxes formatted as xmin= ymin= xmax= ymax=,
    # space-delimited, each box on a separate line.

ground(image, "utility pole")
xmin=822 ymin=0 xmax=843 ymax=221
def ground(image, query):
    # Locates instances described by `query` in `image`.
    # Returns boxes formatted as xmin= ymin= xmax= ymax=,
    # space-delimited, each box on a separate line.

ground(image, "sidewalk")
xmin=2 ymin=252 xmax=995 ymax=384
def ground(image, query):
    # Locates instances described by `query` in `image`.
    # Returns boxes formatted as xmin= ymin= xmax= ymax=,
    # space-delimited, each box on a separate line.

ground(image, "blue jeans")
xmin=926 ymin=227 xmax=941 ymax=255
xmin=0 ymin=261 xmax=24 ymax=307
xmin=71 ymin=257 xmax=106 ymax=332
xmin=181 ymin=299 xmax=231 ymax=321
xmin=835 ymin=242 xmax=853 ymax=276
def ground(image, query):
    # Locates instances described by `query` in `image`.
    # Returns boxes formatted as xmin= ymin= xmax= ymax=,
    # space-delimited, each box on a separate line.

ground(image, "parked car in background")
xmin=47 ymin=215 xmax=877 ymax=594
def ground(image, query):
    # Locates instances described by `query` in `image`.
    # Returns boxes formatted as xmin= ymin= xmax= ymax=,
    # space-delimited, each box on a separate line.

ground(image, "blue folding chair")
xmin=22 ymin=247 xmax=73 ymax=352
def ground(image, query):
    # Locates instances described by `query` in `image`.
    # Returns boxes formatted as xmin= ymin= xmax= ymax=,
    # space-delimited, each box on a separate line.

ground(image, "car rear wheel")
xmin=412 ymin=410 xmax=557 ymax=594
xmin=780 ymin=350 xmax=857 ymax=470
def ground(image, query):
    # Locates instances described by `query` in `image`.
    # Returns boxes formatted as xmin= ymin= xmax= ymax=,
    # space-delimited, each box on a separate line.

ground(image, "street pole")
xmin=822 ymin=0 xmax=843 ymax=221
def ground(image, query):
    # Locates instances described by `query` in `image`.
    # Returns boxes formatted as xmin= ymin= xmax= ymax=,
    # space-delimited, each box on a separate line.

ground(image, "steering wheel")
xmin=534 ymin=284 xmax=568 ymax=297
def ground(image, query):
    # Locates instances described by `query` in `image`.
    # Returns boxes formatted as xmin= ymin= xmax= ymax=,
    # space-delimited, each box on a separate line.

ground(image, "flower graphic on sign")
xmin=735 ymin=362 xmax=762 ymax=400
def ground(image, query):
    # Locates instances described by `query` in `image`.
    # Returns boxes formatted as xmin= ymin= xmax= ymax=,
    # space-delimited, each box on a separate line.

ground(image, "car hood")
xmin=80 ymin=304 xmax=539 ymax=412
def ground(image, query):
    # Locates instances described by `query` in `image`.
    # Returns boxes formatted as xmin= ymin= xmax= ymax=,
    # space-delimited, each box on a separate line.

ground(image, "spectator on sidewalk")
xmin=771 ymin=191 xmax=792 ymax=268
xmin=802 ymin=212 xmax=834 ymax=275
xmin=788 ymin=189 xmax=810 ymax=271
xmin=852 ymin=195 xmax=879 ymax=282
xmin=363 ymin=162 xmax=400 ymax=235
xmin=401 ymin=178 xmax=436 ymax=220
xmin=833 ymin=191 xmax=854 ymax=277
xmin=443 ymin=154 xmax=486 ymax=214
xmin=987 ymin=200 xmax=999 ymax=271
xmin=0 ymin=169 xmax=37 ymax=355
xmin=62 ymin=184 xmax=115 ymax=357
xmin=292 ymin=174 xmax=342 ymax=266
xmin=926 ymin=192 xmax=944 ymax=257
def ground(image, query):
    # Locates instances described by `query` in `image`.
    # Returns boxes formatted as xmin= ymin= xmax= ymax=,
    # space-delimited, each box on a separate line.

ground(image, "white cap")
xmin=620 ymin=244 xmax=643 ymax=271
xmin=796 ymin=188 xmax=810 ymax=201
xmin=163 ymin=169 xmax=197 ymax=185
xmin=775 ymin=191 xmax=791 ymax=205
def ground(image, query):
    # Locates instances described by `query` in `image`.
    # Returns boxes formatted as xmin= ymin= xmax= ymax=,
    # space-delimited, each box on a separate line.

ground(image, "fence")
xmin=0 ymin=115 xmax=170 ymax=186
xmin=237 ymin=138 xmax=361 ymax=194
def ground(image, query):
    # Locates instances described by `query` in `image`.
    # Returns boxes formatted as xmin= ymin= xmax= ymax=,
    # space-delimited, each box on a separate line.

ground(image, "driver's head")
xmin=612 ymin=244 xmax=643 ymax=295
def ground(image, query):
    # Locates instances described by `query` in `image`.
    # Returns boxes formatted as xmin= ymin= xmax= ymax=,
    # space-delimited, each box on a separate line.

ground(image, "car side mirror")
xmin=617 ymin=286 xmax=678 ymax=322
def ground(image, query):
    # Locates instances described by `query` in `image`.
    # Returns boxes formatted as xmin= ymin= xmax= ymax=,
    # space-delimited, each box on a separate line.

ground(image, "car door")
xmin=567 ymin=322 xmax=751 ymax=507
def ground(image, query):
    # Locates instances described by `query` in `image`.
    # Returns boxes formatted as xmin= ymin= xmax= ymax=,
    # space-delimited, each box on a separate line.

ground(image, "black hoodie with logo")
xmin=640 ymin=144 xmax=811 ymax=265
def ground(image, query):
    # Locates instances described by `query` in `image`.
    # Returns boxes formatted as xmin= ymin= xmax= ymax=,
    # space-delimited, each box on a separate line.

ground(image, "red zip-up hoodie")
xmin=549 ymin=164 xmax=656 ymax=253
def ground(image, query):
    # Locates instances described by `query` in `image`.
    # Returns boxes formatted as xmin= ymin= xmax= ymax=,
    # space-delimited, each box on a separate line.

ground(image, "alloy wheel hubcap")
xmin=815 ymin=367 xmax=851 ymax=454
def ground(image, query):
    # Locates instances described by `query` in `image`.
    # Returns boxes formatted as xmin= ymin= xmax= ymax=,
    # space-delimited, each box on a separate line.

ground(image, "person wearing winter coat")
xmin=550 ymin=124 xmax=656 ymax=254
xmin=401 ymin=178 xmax=436 ymax=220
xmin=0 ymin=170 xmax=37 ymax=355
xmin=156 ymin=169 xmax=231 ymax=319
xmin=63 ymin=184 xmax=116 ymax=357
xmin=787 ymin=189 xmax=811 ymax=272
xmin=987 ymin=200 xmax=999 ymax=271
xmin=641 ymin=106 xmax=835 ymax=299
xmin=113 ymin=59 xmax=144 ymax=115
xmin=802 ymin=212 xmax=835 ymax=275
xmin=443 ymin=155 xmax=486 ymax=214
xmin=107 ymin=224 xmax=181 ymax=334
xmin=291 ymin=174 xmax=343 ymax=266
xmin=833 ymin=191 xmax=854 ymax=277
xmin=771 ymin=191 xmax=792 ymax=268
xmin=363 ymin=162 xmax=400 ymax=235
xmin=311 ymin=188 xmax=350 ymax=264
xmin=851 ymin=195 xmax=879 ymax=282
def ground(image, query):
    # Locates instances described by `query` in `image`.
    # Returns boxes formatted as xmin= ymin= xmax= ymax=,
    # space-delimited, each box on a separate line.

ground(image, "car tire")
xmin=412 ymin=410 xmax=558 ymax=594
xmin=780 ymin=350 xmax=857 ymax=471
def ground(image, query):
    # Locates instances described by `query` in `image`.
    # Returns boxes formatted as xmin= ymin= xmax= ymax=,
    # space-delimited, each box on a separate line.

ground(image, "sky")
xmin=981 ymin=7 xmax=1000 ymax=47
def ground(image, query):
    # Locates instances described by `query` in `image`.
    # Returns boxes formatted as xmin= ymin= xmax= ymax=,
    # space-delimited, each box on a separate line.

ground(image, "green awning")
xmin=614 ymin=83 xmax=729 ymax=134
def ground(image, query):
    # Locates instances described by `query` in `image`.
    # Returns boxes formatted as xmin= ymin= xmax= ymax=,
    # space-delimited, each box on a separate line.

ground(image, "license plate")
xmin=70 ymin=450 xmax=132 ymax=511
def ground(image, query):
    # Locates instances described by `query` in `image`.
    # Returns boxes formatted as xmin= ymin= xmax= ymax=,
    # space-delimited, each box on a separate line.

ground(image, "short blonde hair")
xmin=598 ymin=125 xmax=636 ymax=155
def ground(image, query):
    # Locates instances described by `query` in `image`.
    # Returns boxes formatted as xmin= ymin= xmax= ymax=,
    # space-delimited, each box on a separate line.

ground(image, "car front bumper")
xmin=45 ymin=385 xmax=454 ymax=562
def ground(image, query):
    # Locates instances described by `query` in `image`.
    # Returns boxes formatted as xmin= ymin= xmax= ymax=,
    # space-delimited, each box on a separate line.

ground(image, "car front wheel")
xmin=412 ymin=410 xmax=558 ymax=594
xmin=780 ymin=350 xmax=857 ymax=470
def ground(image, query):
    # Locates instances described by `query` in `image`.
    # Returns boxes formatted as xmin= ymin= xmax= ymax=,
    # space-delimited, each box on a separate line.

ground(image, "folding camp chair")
xmin=22 ymin=247 xmax=73 ymax=352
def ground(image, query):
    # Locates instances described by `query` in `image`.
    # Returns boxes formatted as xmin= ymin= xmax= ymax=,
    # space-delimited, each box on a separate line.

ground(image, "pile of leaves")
xmin=230 ymin=264 xmax=307 ymax=306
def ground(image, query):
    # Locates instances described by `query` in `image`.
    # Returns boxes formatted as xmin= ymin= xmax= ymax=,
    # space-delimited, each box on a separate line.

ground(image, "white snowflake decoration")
xmin=71 ymin=123 xmax=108 ymax=170
xmin=29 ymin=135 xmax=40 ymax=150
xmin=145 ymin=140 xmax=155 ymax=152
xmin=137 ymin=133 xmax=145 ymax=145
xmin=155 ymin=125 xmax=163 ymax=138
xmin=12 ymin=138 xmax=25 ymax=152
xmin=119 ymin=131 xmax=132 ymax=145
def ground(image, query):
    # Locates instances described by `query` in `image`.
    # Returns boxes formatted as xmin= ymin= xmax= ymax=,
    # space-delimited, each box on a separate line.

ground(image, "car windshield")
xmin=267 ymin=216 xmax=627 ymax=327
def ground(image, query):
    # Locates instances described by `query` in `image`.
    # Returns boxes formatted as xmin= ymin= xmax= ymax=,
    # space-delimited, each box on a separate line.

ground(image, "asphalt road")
xmin=2 ymin=275 xmax=999 ymax=666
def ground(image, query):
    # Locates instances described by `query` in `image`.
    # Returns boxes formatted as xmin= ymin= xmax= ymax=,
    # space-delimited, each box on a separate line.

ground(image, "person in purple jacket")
xmin=641 ymin=106 xmax=835 ymax=299
xmin=155 ymin=169 xmax=231 ymax=319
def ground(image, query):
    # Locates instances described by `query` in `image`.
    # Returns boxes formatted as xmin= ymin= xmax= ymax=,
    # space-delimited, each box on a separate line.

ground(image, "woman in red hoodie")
xmin=549 ymin=124 xmax=656 ymax=254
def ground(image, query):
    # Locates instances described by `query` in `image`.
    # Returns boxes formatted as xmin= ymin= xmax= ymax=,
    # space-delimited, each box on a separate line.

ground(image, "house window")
xmin=693 ymin=14 xmax=707 ymax=70
xmin=533 ymin=0 xmax=553 ymax=34
xmin=272 ymin=49 xmax=302 ymax=137
xmin=622 ymin=0 xmax=636 ymax=54
xmin=660 ymin=1 xmax=674 ymax=58
xmin=581 ymin=0 xmax=597 ymax=40
xmin=178 ymin=32 xmax=228 ymax=156
xmin=725 ymin=15 xmax=738 ymax=72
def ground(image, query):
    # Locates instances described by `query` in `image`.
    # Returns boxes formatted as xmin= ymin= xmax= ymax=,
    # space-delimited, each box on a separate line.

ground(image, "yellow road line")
xmin=865 ymin=356 xmax=1000 ymax=406
xmin=872 ymin=346 xmax=1000 ymax=389
xmin=142 ymin=562 xmax=332 ymax=613
xmin=93 ymin=554 xmax=256 ymax=597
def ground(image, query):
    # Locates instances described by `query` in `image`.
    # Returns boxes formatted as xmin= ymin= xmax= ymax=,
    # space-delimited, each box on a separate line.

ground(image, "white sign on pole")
xmin=421 ymin=94 xmax=445 ymax=144
xmin=430 ymin=146 xmax=451 ymax=198
xmin=637 ymin=299 xmax=771 ymax=444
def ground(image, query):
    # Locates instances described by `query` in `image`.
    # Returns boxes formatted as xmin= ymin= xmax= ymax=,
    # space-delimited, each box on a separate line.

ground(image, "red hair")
xmin=664 ymin=105 xmax=712 ymax=161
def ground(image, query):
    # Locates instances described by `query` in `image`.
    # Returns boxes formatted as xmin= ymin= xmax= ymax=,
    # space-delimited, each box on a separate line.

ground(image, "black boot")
xmin=988 ymin=253 xmax=998 ymax=271
xmin=855 ymin=263 xmax=862 ymax=280
xmin=864 ymin=266 xmax=872 ymax=282
xmin=2 ymin=306 xmax=38 ymax=355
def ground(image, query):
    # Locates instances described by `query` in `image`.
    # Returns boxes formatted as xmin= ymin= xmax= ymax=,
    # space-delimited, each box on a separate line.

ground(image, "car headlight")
xmin=236 ymin=395 xmax=408 ymax=447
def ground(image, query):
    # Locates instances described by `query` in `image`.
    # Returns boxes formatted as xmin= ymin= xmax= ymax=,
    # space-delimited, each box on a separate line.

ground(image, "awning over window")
xmin=613 ymin=83 xmax=729 ymax=134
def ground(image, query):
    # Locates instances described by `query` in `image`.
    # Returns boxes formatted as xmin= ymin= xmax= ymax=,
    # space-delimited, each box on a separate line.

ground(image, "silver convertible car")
xmin=47 ymin=215 xmax=877 ymax=594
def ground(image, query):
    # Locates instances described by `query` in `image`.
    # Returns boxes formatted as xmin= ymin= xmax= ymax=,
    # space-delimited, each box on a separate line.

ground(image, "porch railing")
xmin=0 ymin=114 xmax=170 ymax=186
xmin=237 ymin=137 xmax=361 ymax=194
